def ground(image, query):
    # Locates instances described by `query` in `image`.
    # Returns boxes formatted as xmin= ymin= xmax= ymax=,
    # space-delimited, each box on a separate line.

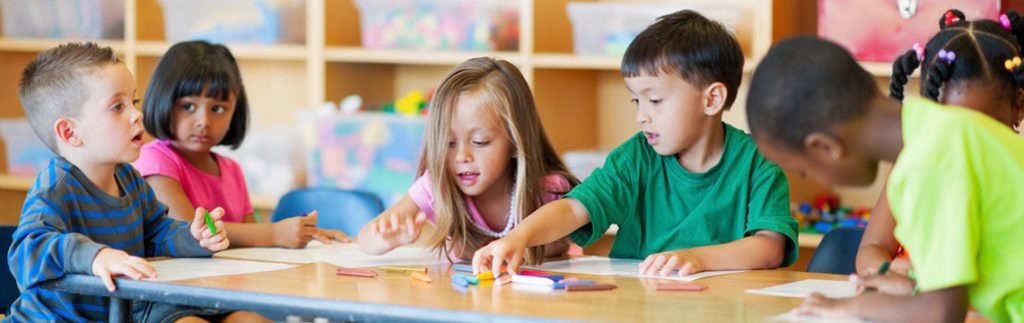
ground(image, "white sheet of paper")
xmin=522 ymin=256 xmax=748 ymax=281
xmin=213 ymin=241 xmax=447 ymax=268
xmin=769 ymin=309 xmax=872 ymax=323
xmin=146 ymin=258 xmax=297 ymax=282
xmin=746 ymin=279 xmax=857 ymax=298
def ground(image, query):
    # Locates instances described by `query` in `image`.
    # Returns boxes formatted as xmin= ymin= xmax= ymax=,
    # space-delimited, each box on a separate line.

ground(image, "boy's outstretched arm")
xmin=639 ymin=230 xmax=786 ymax=276
xmin=472 ymin=198 xmax=591 ymax=275
xmin=798 ymin=286 xmax=968 ymax=323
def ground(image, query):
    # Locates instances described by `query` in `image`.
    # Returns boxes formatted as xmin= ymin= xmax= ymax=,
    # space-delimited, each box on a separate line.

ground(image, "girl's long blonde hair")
xmin=420 ymin=57 xmax=579 ymax=264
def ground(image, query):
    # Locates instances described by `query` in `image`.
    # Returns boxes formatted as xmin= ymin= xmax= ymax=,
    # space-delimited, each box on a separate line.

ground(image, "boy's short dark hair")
xmin=143 ymin=40 xmax=249 ymax=149
xmin=19 ymin=42 xmax=120 ymax=153
xmin=746 ymin=36 xmax=878 ymax=150
xmin=621 ymin=10 xmax=744 ymax=109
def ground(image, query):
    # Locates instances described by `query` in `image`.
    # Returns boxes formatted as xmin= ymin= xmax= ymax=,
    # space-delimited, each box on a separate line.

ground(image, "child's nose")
xmin=455 ymin=144 xmax=473 ymax=163
xmin=635 ymin=106 xmax=651 ymax=125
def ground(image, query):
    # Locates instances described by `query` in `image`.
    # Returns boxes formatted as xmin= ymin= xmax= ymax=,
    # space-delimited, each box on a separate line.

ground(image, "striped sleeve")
xmin=9 ymin=189 xmax=106 ymax=290
xmin=131 ymin=167 xmax=212 ymax=258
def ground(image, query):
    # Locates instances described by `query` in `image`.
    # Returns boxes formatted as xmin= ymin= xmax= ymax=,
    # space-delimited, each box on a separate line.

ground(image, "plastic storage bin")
xmin=158 ymin=0 xmax=306 ymax=44
xmin=567 ymin=2 xmax=740 ymax=57
xmin=354 ymin=0 xmax=519 ymax=51
xmin=0 ymin=119 xmax=54 ymax=176
xmin=0 ymin=0 xmax=124 ymax=39
xmin=306 ymin=113 xmax=426 ymax=206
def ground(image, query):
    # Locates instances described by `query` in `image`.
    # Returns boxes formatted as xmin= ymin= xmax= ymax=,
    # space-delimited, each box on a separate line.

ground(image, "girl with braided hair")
xmin=856 ymin=8 xmax=1024 ymax=296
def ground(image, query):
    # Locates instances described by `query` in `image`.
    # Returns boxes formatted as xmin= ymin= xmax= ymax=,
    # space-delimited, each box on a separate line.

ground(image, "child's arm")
xmin=797 ymin=286 xmax=968 ymax=322
xmin=138 ymin=175 xmax=227 ymax=257
xmin=357 ymin=195 xmax=428 ymax=255
xmin=638 ymin=230 xmax=787 ymax=276
xmin=472 ymin=198 xmax=591 ymax=275
xmin=857 ymin=186 xmax=903 ymax=274
xmin=145 ymin=175 xmax=323 ymax=248
xmin=10 ymin=194 xmax=115 ymax=288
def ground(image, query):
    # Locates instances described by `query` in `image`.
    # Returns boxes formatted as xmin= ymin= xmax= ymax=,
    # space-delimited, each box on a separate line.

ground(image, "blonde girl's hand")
xmin=191 ymin=207 xmax=230 ymax=251
xmin=638 ymin=249 xmax=704 ymax=277
xmin=471 ymin=235 xmax=527 ymax=277
xmin=371 ymin=211 xmax=428 ymax=248
xmin=272 ymin=212 xmax=319 ymax=248
xmin=91 ymin=247 xmax=157 ymax=292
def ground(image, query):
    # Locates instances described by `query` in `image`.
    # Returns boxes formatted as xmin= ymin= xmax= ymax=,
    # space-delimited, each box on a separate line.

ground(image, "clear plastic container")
xmin=0 ymin=119 xmax=55 ymax=176
xmin=158 ymin=0 xmax=306 ymax=44
xmin=354 ymin=0 xmax=519 ymax=51
xmin=567 ymin=2 xmax=740 ymax=57
xmin=0 ymin=0 xmax=124 ymax=39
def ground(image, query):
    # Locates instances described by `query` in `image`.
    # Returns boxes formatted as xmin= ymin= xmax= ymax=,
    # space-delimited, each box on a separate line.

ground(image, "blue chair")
xmin=270 ymin=188 xmax=385 ymax=237
xmin=806 ymin=227 xmax=865 ymax=275
xmin=2 ymin=225 xmax=19 ymax=314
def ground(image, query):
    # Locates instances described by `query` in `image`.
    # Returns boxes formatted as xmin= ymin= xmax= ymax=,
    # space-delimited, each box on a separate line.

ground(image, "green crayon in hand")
xmin=204 ymin=210 xmax=217 ymax=235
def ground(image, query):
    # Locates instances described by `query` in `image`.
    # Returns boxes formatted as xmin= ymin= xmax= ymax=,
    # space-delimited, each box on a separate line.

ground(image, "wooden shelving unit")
xmin=1 ymin=0 xmax=865 ymax=234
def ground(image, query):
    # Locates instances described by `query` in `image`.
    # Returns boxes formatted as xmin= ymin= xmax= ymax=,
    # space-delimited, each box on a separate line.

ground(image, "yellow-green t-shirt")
xmin=888 ymin=97 xmax=1024 ymax=322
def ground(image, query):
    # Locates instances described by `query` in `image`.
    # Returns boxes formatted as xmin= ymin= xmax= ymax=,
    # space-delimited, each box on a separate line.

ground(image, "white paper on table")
xmin=523 ymin=256 xmax=748 ymax=281
xmin=146 ymin=258 xmax=297 ymax=282
xmin=746 ymin=279 xmax=857 ymax=298
xmin=213 ymin=241 xmax=447 ymax=268
xmin=769 ymin=309 xmax=872 ymax=323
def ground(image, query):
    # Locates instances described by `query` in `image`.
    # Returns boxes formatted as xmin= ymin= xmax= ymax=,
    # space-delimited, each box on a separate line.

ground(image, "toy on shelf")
xmin=355 ymin=0 xmax=519 ymax=51
xmin=793 ymin=193 xmax=871 ymax=234
xmin=381 ymin=89 xmax=432 ymax=116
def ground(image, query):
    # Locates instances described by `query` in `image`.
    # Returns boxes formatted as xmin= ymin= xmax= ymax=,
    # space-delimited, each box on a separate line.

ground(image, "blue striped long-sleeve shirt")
xmin=5 ymin=157 xmax=213 ymax=322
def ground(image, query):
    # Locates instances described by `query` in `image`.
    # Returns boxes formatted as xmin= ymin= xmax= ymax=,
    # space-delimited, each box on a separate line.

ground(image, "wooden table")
xmin=43 ymin=262 xmax=844 ymax=322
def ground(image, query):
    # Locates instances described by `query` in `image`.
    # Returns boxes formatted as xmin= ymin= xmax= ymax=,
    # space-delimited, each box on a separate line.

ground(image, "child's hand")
xmin=889 ymin=257 xmax=913 ymax=275
xmin=472 ymin=235 xmax=527 ymax=276
xmin=91 ymin=247 xmax=156 ymax=292
xmin=272 ymin=213 xmax=319 ymax=248
xmin=369 ymin=212 xmax=428 ymax=248
xmin=191 ymin=207 xmax=229 ymax=251
xmin=796 ymin=292 xmax=859 ymax=319
xmin=852 ymin=271 xmax=916 ymax=296
xmin=313 ymin=228 xmax=353 ymax=244
xmin=639 ymin=250 xmax=704 ymax=277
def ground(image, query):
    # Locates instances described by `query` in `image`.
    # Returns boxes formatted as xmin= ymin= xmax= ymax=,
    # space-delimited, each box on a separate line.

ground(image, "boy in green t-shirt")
xmin=745 ymin=36 xmax=1024 ymax=322
xmin=472 ymin=10 xmax=797 ymax=277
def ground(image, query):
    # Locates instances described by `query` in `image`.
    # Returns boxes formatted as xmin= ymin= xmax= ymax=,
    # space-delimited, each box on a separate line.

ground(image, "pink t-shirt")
xmin=407 ymin=172 xmax=572 ymax=230
xmin=133 ymin=140 xmax=253 ymax=223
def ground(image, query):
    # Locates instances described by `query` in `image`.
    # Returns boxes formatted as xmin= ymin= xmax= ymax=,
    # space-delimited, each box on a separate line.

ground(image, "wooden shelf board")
xmin=0 ymin=174 xmax=33 ymax=191
xmin=135 ymin=41 xmax=308 ymax=60
xmin=533 ymin=53 xmax=757 ymax=73
xmin=0 ymin=37 xmax=125 ymax=52
xmin=324 ymin=47 xmax=521 ymax=66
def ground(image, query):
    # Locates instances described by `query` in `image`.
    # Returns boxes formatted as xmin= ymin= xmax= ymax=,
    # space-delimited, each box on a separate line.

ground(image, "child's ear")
xmin=803 ymin=132 xmax=846 ymax=163
xmin=54 ymin=118 xmax=83 ymax=147
xmin=702 ymin=82 xmax=728 ymax=116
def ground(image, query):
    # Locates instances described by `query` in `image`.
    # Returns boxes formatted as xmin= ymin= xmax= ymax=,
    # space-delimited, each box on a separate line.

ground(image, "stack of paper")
xmin=522 ymin=256 xmax=748 ymax=281
xmin=214 ymin=241 xmax=447 ymax=268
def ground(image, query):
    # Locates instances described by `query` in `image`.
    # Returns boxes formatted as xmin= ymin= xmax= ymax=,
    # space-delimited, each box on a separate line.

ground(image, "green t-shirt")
xmin=888 ymin=97 xmax=1024 ymax=323
xmin=567 ymin=123 xmax=798 ymax=266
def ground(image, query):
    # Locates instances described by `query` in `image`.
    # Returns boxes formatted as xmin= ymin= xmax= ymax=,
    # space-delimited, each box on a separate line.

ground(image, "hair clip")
xmin=1001 ymin=14 xmax=1012 ymax=30
xmin=1006 ymin=56 xmax=1022 ymax=71
xmin=937 ymin=49 xmax=956 ymax=64
xmin=912 ymin=43 xmax=925 ymax=61
xmin=945 ymin=11 xmax=960 ymax=26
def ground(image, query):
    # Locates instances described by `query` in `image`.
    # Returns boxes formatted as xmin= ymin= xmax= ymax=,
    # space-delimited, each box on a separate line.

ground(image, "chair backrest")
xmin=1 ymin=225 xmax=19 ymax=314
xmin=270 ymin=188 xmax=385 ymax=237
xmin=806 ymin=226 xmax=865 ymax=275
